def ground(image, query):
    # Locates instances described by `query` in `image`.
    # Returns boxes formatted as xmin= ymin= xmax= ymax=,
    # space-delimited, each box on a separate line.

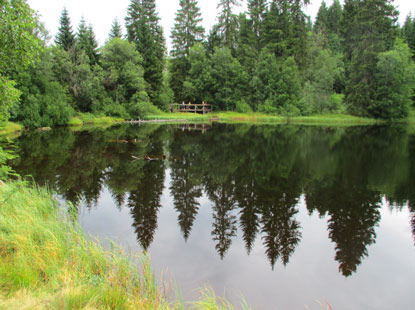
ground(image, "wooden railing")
xmin=170 ymin=103 xmax=212 ymax=114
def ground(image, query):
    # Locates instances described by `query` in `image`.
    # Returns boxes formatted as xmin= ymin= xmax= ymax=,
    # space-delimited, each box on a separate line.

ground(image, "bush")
xmin=235 ymin=99 xmax=253 ymax=113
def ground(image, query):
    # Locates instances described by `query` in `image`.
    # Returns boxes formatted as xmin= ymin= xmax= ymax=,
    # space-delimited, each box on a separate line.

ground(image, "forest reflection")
xmin=11 ymin=123 xmax=415 ymax=276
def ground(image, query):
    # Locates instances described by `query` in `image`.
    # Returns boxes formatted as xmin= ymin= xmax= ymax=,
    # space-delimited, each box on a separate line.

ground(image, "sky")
xmin=27 ymin=0 xmax=414 ymax=50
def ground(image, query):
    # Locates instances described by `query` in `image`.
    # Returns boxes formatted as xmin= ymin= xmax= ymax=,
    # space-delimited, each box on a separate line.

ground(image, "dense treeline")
xmin=2 ymin=0 xmax=415 ymax=129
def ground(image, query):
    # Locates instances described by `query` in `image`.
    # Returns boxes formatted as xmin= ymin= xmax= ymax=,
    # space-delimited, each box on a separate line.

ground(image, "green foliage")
xmin=0 ymin=77 xmax=21 ymax=122
xmin=235 ymin=99 xmax=253 ymax=113
xmin=209 ymin=47 xmax=246 ymax=110
xmin=370 ymin=40 xmax=415 ymax=119
xmin=255 ymin=53 xmax=302 ymax=115
xmin=13 ymin=48 xmax=73 ymax=128
xmin=303 ymin=34 xmax=344 ymax=114
xmin=0 ymin=0 xmax=42 ymax=122
xmin=0 ymin=142 xmax=17 ymax=181
xmin=182 ymin=44 xmax=212 ymax=104
xmin=0 ymin=0 xmax=42 ymax=75
xmin=52 ymin=47 xmax=104 ymax=113
xmin=100 ymin=38 xmax=149 ymax=119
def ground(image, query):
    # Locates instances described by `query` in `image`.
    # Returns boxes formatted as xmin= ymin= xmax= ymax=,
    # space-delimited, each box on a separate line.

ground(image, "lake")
xmin=10 ymin=123 xmax=415 ymax=309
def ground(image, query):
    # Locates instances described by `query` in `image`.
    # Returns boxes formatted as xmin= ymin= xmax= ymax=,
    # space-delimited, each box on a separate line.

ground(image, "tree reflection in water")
xmin=10 ymin=123 xmax=415 ymax=274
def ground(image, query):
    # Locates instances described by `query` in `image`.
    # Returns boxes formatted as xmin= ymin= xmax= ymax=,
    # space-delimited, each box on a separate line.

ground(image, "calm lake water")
xmin=11 ymin=123 xmax=415 ymax=309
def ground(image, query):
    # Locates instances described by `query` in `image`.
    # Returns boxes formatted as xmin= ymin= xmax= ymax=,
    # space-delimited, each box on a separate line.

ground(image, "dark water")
xmin=10 ymin=123 xmax=415 ymax=309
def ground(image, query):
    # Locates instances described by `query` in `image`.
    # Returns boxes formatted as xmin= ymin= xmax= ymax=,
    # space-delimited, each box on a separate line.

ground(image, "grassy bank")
xmin=68 ymin=114 xmax=124 ymax=127
xmin=144 ymin=111 xmax=382 ymax=125
xmin=0 ymin=180 xmax=246 ymax=310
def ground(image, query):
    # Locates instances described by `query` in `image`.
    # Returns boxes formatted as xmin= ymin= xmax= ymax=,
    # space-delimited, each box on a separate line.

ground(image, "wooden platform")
xmin=170 ymin=103 xmax=212 ymax=114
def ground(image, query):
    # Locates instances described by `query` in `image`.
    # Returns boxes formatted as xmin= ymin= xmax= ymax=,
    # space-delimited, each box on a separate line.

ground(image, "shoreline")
xmin=3 ymin=111 xmax=414 ymax=138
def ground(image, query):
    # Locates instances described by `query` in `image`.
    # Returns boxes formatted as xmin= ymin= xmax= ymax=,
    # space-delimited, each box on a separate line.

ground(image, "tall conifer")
xmin=55 ymin=7 xmax=75 ymax=51
xmin=125 ymin=0 xmax=166 ymax=108
xmin=170 ymin=0 xmax=205 ymax=102
xmin=109 ymin=18 xmax=123 ymax=40
xmin=77 ymin=18 xmax=99 ymax=65
xmin=314 ymin=1 xmax=329 ymax=33
xmin=217 ymin=0 xmax=241 ymax=48
xmin=342 ymin=0 xmax=398 ymax=116
xmin=171 ymin=0 xmax=205 ymax=58
xmin=247 ymin=0 xmax=267 ymax=51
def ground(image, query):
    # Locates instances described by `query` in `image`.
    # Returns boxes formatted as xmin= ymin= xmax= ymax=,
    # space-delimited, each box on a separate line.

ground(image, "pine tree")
xmin=109 ymin=18 xmax=123 ymax=40
xmin=342 ymin=0 xmax=398 ymax=117
xmin=125 ymin=0 xmax=166 ymax=109
xmin=216 ymin=0 xmax=241 ymax=48
xmin=55 ymin=7 xmax=75 ymax=51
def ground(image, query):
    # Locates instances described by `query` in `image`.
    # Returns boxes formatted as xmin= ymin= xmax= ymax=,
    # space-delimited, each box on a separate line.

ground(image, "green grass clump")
xmin=0 ymin=180 xmax=248 ymax=310
xmin=67 ymin=117 xmax=83 ymax=126
xmin=144 ymin=112 xmax=210 ymax=122
xmin=69 ymin=114 xmax=124 ymax=126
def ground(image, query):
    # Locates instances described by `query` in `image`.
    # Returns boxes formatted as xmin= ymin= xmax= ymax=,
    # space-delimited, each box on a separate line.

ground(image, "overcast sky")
xmin=27 ymin=0 xmax=413 ymax=50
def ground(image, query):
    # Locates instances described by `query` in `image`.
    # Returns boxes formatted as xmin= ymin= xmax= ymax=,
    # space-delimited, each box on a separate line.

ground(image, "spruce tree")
xmin=77 ymin=18 xmax=99 ymax=65
xmin=125 ymin=0 xmax=166 ymax=108
xmin=402 ymin=15 xmax=415 ymax=57
xmin=247 ymin=0 xmax=267 ymax=47
xmin=170 ymin=0 xmax=205 ymax=102
xmin=342 ymin=0 xmax=398 ymax=117
xmin=327 ymin=0 xmax=343 ymax=35
xmin=216 ymin=0 xmax=241 ymax=48
xmin=109 ymin=18 xmax=123 ymax=40
xmin=171 ymin=0 xmax=205 ymax=58
xmin=314 ymin=1 xmax=329 ymax=33
xmin=55 ymin=7 xmax=75 ymax=51
xmin=263 ymin=0 xmax=310 ymax=63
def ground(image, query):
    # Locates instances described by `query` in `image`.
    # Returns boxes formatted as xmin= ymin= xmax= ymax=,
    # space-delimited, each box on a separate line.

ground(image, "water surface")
xmin=11 ymin=123 xmax=415 ymax=309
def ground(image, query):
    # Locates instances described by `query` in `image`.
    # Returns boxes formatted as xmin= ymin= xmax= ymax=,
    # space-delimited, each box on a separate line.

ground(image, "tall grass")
xmin=0 ymin=122 xmax=23 ymax=136
xmin=68 ymin=114 xmax=124 ymax=127
xmin=0 ymin=181 xmax=248 ymax=309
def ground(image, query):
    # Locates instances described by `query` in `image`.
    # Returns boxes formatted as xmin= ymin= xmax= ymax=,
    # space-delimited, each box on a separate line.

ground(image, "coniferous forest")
xmin=1 ymin=0 xmax=415 ymax=129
